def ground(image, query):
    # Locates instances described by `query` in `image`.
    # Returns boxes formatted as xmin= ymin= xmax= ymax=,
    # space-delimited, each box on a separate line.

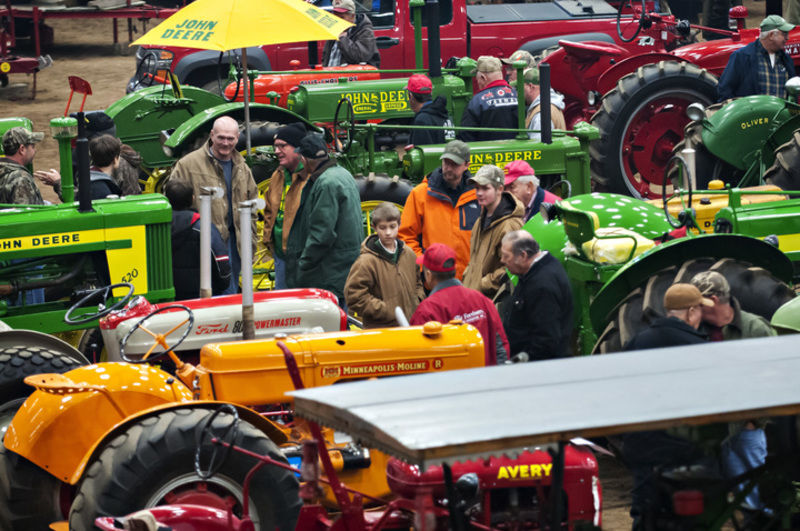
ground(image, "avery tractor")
xmin=0 ymin=316 xmax=602 ymax=530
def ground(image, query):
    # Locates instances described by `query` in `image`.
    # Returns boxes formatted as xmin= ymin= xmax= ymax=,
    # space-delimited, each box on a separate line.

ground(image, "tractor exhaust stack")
xmin=75 ymin=112 xmax=93 ymax=213
xmin=426 ymin=0 xmax=441 ymax=80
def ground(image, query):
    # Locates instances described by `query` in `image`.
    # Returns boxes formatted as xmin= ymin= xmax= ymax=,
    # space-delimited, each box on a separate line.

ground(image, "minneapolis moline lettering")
xmin=342 ymin=363 xmax=396 ymax=376
xmin=397 ymin=361 xmax=427 ymax=371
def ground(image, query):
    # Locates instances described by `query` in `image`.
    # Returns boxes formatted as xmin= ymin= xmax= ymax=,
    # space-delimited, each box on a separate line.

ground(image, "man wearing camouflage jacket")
xmin=0 ymin=127 xmax=59 ymax=205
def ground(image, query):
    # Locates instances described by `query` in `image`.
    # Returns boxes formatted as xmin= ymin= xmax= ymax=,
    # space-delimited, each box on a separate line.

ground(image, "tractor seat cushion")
xmin=580 ymin=227 xmax=655 ymax=264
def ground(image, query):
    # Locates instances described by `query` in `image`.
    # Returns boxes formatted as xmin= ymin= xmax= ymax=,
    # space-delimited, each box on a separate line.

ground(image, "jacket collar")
xmin=429 ymin=277 xmax=461 ymax=296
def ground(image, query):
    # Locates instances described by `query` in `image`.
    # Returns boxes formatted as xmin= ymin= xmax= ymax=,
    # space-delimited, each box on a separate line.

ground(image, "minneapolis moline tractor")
xmin=0 ymin=320 xmax=602 ymax=530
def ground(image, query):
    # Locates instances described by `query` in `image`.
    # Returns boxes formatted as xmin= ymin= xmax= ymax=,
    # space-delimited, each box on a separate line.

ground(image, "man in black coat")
xmin=624 ymin=283 xmax=711 ymax=350
xmin=500 ymin=230 xmax=573 ymax=360
xmin=622 ymin=283 xmax=712 ymax=531
xmin=323 ymin=0 xmax=380 ymax=67
xmin=406 ymin=74 xmax=455 ymax=146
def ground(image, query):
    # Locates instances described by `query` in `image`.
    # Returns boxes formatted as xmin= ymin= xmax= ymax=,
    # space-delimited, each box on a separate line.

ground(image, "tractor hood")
xmin=672 ymin=29 xmax=760 ymax=78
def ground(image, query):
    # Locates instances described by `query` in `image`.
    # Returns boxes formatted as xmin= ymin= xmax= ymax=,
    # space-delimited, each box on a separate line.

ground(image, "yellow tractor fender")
xmin=4 ymin=362 xmax=287 ymax=485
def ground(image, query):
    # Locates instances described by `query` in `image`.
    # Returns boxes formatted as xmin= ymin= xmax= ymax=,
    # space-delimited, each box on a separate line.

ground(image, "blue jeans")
xmin=721 ymin=428 xmax=768 ymax=511
xmin=223 ymin=230 xmax=241 ymax=295
xmin=273 ymin=256 xmax=287 ymax=290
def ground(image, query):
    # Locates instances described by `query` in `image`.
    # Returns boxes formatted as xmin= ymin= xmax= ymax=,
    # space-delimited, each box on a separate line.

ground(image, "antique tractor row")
xmin=0 ymin=315 xmax=603 ymax=530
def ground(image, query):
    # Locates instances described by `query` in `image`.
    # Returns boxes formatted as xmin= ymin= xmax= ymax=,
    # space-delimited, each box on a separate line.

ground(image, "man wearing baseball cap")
xmin=462 ymin=165 xmax=523 ymax=298
xmin=624 ymin=282 xmax=711 ymax=350
xmin=500 ymin=49 xmax=535 ymax=83
xmin=458 ymin=56 xmax=518 ymax=142
xmin=521 ymin=67 xmax=566 ymax=142
xmin=717 ymin=15 xmax=795 ymax=101
xmin=503 ymin=160 xmax=560 ymax=222
xmin=322 ymin=0 xmax=380 ymax=68
xmin=405 ymin=74 xmax=455 ymax=146
xmin=399 ymin=140 xmax=480 ymax=279
xmin=410 ymin=243 xmax=509 ymax=365
xmin=0 ymin=126 xmax=60 ymax=205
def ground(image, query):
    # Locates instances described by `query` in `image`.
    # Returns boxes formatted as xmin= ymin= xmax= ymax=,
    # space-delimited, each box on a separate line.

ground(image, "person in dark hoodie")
xmin=88 ymin=134 xmax=123 ymax=200
xmin=164 ymin=180 xmax=231 ymax=300
xmin=344 ymin=202 xmax=423 ymax=327
xmin=323 ymin=0 xmax=380 ymax=67
xmin=462 ymin=165 xmax=524 ymax=298
xmin=406 ymin=74 xmax=455 ymax=146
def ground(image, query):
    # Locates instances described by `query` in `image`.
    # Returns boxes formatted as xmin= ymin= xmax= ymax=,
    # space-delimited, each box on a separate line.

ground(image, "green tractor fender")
xmin=771 ymin=296 xmax=800 ymax=332
xmin=700 ymin=95 xmax=800 ymax=171
xmin=589 ymin=234 xmax=793 ymax=334
xmin=164 ymin=102 xmax=319 ymax=161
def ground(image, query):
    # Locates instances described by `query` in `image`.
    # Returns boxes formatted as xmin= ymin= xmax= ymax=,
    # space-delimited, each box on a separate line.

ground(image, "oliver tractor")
xmin=538 ymin=3 xmax=800 ymax=199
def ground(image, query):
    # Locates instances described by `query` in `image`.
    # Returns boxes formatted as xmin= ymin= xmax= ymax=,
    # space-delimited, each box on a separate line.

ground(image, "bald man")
xmin=169 ymin=116 xmax=258 ymax=294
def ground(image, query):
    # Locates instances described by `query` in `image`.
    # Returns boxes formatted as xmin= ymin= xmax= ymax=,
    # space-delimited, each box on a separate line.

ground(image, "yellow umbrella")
xmin=130 ymin=0 xmax=352 ymax=50
xmin=131 ymin=0 xmax=353 ymax=151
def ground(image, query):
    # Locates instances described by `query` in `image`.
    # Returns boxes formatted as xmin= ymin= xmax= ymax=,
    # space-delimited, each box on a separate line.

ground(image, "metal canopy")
xmin=291 ymin=336 xmax=800 ymax=469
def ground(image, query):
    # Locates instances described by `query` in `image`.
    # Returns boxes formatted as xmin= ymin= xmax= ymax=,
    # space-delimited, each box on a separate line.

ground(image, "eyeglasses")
xmin=274 ymin=141 xmax=292 ymax=150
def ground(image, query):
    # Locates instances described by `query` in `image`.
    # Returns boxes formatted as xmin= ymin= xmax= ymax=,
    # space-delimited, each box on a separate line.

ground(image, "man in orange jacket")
xmin=398 ymin=140 xmax=479 ymax=279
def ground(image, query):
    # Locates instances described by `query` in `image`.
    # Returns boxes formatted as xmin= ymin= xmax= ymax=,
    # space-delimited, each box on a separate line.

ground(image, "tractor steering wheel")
xmin=616 ymin=0 xmax=648 ymax=43
xmin=119 ymin=305 xmax=195 ymax=363
xmin=131 ymin=50 xmax=159 ymax=90
xmin=662 ymin=155 xmax=695 ymax=229
xmin=64 ymin=283 xmax=135 ymax=325
xmin=194 ymin=404 xmax=240 ymax=480
xmin=333 ymin=98 xmax=356 ymax=153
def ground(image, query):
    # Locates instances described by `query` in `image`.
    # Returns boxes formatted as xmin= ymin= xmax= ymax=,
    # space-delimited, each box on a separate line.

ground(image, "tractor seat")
xmin=558 ymin=40 xmax=628 ymax=61
xmin=559 ymin=201 xmax=655 ymax=264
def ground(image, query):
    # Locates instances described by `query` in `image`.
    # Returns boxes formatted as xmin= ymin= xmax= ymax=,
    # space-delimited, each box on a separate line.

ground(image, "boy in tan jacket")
xmin=344 ymin=202 xmax=424 ymax=327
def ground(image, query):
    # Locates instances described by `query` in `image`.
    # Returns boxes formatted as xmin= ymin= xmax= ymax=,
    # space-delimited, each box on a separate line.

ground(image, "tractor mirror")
xmin=785 ymin=77 xmax=800 ymax=98
xmin=686 ymin=103 xmax=705 ymax=122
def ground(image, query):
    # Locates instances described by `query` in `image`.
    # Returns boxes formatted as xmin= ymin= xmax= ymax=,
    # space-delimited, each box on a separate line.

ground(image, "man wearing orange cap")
xmin=411 ymin=243 xmax=509 ymax=365
xmin=503 ymin=160 xmax=560 ymax=223
xmin=405 ymin=74 xmax=455 ymax=146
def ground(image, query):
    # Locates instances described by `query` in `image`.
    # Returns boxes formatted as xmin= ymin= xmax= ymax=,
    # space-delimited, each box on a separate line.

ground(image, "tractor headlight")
xmin=686 ymin=103 xmax=706 ymax=121
xmin=587 ymin=91 xmax=599 ymax=106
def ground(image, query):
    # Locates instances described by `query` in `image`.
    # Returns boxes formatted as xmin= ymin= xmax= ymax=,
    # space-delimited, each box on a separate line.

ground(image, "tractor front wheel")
xmin=590 ymin=61 xmax=718 ymax=199
xmin=68 ymin=407 xmax=301 ymax=531
xmin=764 ymin=130 xmax=800 ymax=192
xmin=0 ymin=445 xmax=66 ymax=531
xmin=357 ymin=175 xmax=414 ymax=235
xmin=594 ymin=257 xmax=794 ymax=353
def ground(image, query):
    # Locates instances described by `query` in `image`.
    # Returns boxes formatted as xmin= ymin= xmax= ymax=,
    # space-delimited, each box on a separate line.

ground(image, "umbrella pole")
xmin=242 ymin=47 xmax=252 ymax=156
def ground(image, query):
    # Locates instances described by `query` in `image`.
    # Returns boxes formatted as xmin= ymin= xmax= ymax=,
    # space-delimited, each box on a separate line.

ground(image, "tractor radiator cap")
xmin=422 ymin=321 xmax=443 ymax=337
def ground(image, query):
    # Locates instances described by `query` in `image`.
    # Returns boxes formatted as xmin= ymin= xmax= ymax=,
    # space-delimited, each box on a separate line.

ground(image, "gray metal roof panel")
xmin=291 ymin=336 xmax=800 ymax=468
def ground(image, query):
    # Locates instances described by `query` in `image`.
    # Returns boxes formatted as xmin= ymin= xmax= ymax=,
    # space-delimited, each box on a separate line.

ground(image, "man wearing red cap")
xmin=405 ymin=74 xmax=455 ymax=146
xmin=411 ymin=243 xmax=509 ymax=365
xmin=503 ymin=160 xmax=559 ymax=223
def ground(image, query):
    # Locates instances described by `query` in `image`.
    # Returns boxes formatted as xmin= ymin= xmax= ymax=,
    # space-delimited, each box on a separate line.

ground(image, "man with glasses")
xmin=263 ymin=123 xmax=309 ymax=289
xmin=717 ymin=15 xmax=795 ymax=101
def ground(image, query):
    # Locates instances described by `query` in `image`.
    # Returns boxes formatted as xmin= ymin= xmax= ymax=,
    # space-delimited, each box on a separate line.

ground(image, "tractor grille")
xmin=146 ymin=222 xmax=173 ymax=293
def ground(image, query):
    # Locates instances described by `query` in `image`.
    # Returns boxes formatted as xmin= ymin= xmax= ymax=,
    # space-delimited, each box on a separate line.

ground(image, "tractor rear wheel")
xmin=0 ymin=345 xmax=85 ymax=405
xmin=0 ymin=445 xmax=65 ymax=531
xmin=593 ymin=258 xmax=794 ymax=353
xmin=764 ymin=130 xmax=800 ymax=192
xmin=590 ymin=61 xmax=718 ymax=199
xmin=68 ymin=407 xmax=301 ymax=531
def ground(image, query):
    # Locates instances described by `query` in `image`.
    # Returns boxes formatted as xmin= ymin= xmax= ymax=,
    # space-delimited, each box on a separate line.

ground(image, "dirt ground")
xmin=0 ymin=5 xmax=773 ymax=528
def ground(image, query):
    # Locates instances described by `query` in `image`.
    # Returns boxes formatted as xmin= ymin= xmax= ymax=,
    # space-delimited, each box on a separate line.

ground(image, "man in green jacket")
xmin=691 ymin=270 xmax=776 ymax=515
xmin=285 ymin=133 xmax=363 ymax=306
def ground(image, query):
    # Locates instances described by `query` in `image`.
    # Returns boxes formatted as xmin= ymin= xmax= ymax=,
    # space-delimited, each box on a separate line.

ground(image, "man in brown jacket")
xmin=169 ymin=115 xmax=258 ymax=294
xmin=262 ymin=123 xmax=308 ymax=290
xmin=462 ymin=164 xmax=524 ymax=298
xmin=344 ymin=202 xmax=423 ymax=327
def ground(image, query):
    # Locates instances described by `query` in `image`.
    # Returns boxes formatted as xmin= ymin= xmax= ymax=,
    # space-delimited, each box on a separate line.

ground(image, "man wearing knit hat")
xmin=411 ymin=243 xmax=509 ymax=365
xmin=323 ymin=0 xmax=380 ymax=67
xmin=263 ymin=122 xmax=309 ymax=289
xmin=406 ymin=74 xmax=455 ymax=146
xmin=624 ymin=282 xmax=711 ymax=350
xmin=458 ymin=56 xmax=518 ymax=142
xmin=717 ymin=15 xmax=796 ymax=101
xmin=284 ymin=132 xmax=362 ymax=306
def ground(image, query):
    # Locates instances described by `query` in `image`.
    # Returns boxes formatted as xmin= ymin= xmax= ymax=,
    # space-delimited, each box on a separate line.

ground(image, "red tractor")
xmin=542 ymin=4 xmax=800 ymax=199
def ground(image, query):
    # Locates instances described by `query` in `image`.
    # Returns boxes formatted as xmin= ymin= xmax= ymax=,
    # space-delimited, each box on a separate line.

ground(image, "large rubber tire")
xmin=764 ymin=130 xmax=800 ymax=193
xmin=0 ymin=444 xmax=65 ymax=531
xmin=68 ymin=407 xmax=301 ymax=531
xmin=594 ymin=257 xmax=794 ymax=353
xmin=669 ymin=102 xmax=741 ymax=190
xmin=356 ymin=175 xmax=414 ymax=236
xmin=590 ymin=61 xmax=718 ymax=199
xmin=0 ymin=345 xmax=86 ymax=405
